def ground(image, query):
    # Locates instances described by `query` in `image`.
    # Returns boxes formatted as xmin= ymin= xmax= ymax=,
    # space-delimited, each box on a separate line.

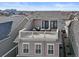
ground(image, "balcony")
xmin=19 ymin=28 xmax=58 ymax=41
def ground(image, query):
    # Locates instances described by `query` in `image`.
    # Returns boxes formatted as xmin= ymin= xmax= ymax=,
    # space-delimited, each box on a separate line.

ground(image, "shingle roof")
xmin=30 ymin=11 xmax=71 ymax=20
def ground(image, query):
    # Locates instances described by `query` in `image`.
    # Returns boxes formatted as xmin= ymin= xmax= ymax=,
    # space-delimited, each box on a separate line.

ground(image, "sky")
xmin=0 ymin=2 xmax=79 ymax=11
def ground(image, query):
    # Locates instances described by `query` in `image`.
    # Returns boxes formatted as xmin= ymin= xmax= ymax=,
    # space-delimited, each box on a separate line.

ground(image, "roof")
xmin=68 ymin=16 xmax=79 ymax=27
xmin=0 ymin=21 xmax=13 ymax=40
xmin=0 ymin=15 xmax=27 ymax=40
xmin=29 ymin=11 xmax=71 ymax=20
xmin=67 ymin=20 xmax=73 ymax=27
xmin=0 ymin=15 xmax=27 ymax=33
xmin=69 ymin=20 xmax=79 ymax=48
xmin=8 ymin=15 xmax=27 ymax=32
xmin=14 ymin=36 xmax=19 ymax=43
xmin=0 ymin=16 xmax=11 ymax=23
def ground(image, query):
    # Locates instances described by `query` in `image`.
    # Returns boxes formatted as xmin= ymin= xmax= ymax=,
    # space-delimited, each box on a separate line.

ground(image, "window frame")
xmin=50 ymin=21 xmax=54 ymax=29
xmin=42 ymin=20 xmax=49 ymax=30
xmin=47 ymin=43 xmax=54 ymax=55
xmin=41 ymin=20 xmax=57 ymax=30
xmin=22 ymin=43 xmax=30 ymax=54
xmin=35 ymin=43 xmax=42 ymax=55
xmin=50 ymin=20 xmax=57 ymax=29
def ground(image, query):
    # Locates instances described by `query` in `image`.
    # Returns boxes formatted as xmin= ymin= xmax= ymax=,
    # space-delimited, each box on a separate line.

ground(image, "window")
xmin=47 ymin=43 xmax=54 ymax=54
xmin=22 ymin=43 xmax=29 ymax=53
xmin=42 ymin=21 xmax=49 ymax=29
xmin=35 ymin=43 xmax=42 ymax=54
xmin=53 ymin=21 xmax=57 ymax=29
xmin=50 ymin=21 xmax=57 ymax=29
xmin=50 ymin=21 xmax=53 ymax=29
xmin=42 ymin=20 xmax=57 ymax=30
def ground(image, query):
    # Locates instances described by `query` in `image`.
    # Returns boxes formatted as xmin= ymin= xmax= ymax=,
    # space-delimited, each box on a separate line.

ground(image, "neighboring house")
xmin=68 ymin=16 xmax=79 ymax=57
xmin=0 ymin=15 xmax=28 ymax=57
xmin=14 ymin=11 xmax=71 ymax=57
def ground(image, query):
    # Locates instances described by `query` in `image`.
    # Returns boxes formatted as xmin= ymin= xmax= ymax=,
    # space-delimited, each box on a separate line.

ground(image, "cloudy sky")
xmin=0 ymin=2 xmax=79 ymax=11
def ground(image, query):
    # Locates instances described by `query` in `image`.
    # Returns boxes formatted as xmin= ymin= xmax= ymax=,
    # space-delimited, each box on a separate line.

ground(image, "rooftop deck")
xmin=19 ymin=28 xmax=58 ymax=41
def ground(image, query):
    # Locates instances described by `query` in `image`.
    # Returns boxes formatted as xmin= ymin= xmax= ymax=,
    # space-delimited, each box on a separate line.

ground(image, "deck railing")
xmin=19 ymin=29 xmax=58 ymax=39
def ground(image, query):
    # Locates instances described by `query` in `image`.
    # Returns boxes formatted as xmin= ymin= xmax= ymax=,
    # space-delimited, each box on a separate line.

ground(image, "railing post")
xmin=57 ymin=29 xmax=58 ymax=39
xmin=19 ymin=30 xmax=21 ymax=38
xmin=44 ymin=31 xmax=46 ymax=38
xmin=32 ymin=31 xmax=34 ymax=38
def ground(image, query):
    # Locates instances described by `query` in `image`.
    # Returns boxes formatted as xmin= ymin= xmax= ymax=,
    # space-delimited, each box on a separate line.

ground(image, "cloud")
xmin=0 ymin=2 xmax=79 ymax=11
xmin=51 ymin=3 xmax=79 ymax=11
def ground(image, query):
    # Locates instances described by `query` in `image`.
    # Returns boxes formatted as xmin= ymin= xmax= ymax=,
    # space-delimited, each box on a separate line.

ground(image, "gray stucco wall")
xmin=18 ymin=41 xmax=59 ymax=57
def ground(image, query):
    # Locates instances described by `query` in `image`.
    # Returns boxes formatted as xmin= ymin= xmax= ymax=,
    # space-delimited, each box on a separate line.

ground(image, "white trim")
xmin=22 ymin=43 xmax=30 ymax=54
xmin=41 ymin=20 xmax=50 ymax=30
xmin=47 ymin=43 xmax=54 ymax=55
xmin=34 ymin=43 xmax=42 ymax=55
xmin=49 ymin=20 xmax=51 ymax=30
xmin=41 ymin=20 xmax=42 ymax=30
xmin=50 ymin=20 xmax=58 ymax=29
xmin=50 ymin=21 xmax=53 ymax=29
xmin=41 ymin=20 xmax=58 ymax=30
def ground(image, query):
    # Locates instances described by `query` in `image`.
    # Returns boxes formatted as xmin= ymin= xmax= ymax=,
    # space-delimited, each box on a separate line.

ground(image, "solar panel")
xmin=0 ymin=21 xmax=13 ymax=40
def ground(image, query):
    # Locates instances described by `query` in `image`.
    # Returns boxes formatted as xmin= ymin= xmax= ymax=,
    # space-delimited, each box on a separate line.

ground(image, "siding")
xmin=18 ymin=41 xmax=59 ymax=57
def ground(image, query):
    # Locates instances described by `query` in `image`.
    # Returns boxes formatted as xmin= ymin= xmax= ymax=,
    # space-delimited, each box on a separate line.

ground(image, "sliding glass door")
xmin=42 ymin=21 xmax=49 ymax=29
xmin=42 ymin=20 xmax=57 ymax=30
xmin=50 ymin=21 xmax=57 ymax=29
